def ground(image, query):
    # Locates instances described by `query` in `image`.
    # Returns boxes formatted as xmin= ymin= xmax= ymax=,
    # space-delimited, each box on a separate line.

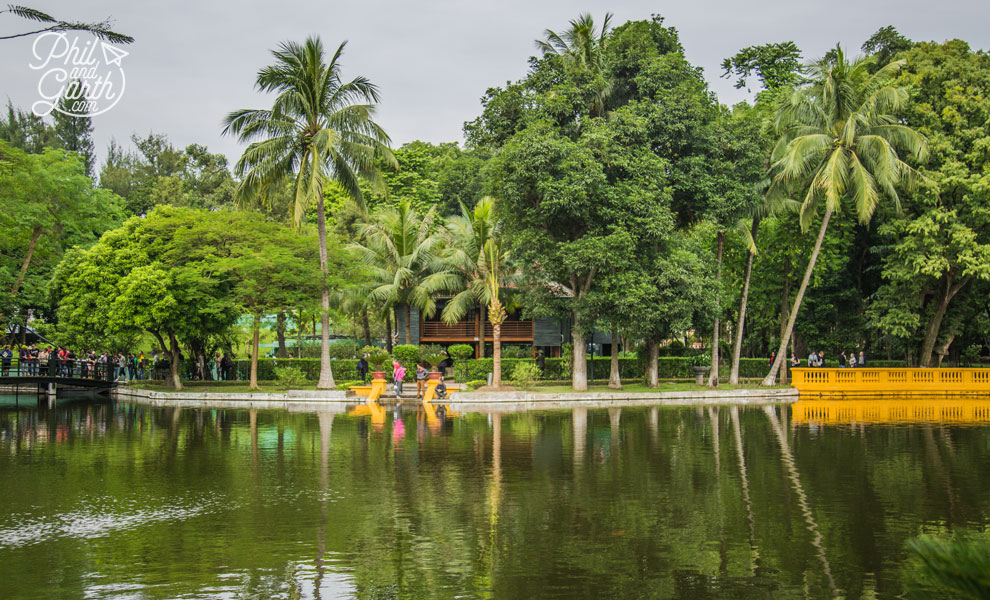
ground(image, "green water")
xmin=0 ymin=397 xmax=988 ymax=599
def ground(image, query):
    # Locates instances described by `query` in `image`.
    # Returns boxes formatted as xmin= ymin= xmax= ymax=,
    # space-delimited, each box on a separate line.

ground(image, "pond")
xmin=0 ymin=396 xmax=988 ymax=599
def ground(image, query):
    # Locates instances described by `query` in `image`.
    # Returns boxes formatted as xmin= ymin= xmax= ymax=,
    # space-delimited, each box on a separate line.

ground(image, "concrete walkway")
xmin=113 ymin=385 xmax=796 ymax=410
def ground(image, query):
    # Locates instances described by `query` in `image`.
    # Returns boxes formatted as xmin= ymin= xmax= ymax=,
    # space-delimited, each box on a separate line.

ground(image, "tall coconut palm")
xmin=761 ymin=46 xmax=927 ymax=386
xmin=536 ymin=13 xmax=613 ymax=117
xmin=349 ymin=199 xmax=456 ymax=343
xmin=223 ymin=37 xmax=395 ymax=389
xmin=440 ymin=197 xmax=498 ymax=358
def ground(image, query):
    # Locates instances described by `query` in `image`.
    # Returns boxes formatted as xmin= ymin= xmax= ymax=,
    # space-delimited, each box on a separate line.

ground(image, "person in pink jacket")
xmin=392 ymin=360 xmax=406 ymax=396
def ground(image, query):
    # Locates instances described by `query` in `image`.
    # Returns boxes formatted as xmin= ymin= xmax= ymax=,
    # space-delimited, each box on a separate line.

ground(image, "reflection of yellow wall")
xmin=792 ymin=399 xmax=990 ymax=425
xmin=792 ymin=368 xmax=990 ymax=395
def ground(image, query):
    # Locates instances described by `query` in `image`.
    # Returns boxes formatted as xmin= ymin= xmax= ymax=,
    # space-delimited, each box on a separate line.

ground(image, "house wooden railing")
xmin=484 ymin=320 xmax=533 ymax=340
xmin=419 ymin=319 xmax=534 ymax=342
xmin=791 ymin=368 xmax=990 ymax=395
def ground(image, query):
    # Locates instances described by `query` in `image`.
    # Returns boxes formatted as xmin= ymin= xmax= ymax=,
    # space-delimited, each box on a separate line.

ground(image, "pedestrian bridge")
xmin=0 ymin=359 xmax=117 ymax=393
xmin=791 ymin=367 xmax=990 ymax=396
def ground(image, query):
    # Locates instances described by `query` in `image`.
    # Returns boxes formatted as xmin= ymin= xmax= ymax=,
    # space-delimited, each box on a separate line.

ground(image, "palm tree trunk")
xmin=762 ymin=207 xmax=833 ymax=386
xmin=249 ymin=313 xmax=261 ymax=391
xmin=492 ymin=319 xmax=502 ymax=388
xmin=708 ymin=231 xmax=725 ymax=387
xmin=361 ymin=309 xmax=372 ymax=347
xmin=730 ymin=218 xmax=760 ymax=385
xmin=315 ymin=196 xmax=335 ymax=389
xmin=477 ymin=304 xmax=485 ymax=358
xmin=608 ymin=329 xmax=621 ymax=389
xmin=385 ymin=309 xmax=393 ymax=353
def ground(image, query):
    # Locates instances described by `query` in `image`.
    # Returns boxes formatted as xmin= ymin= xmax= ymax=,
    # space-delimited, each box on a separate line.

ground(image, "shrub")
xmin=391 ymin=344 xmax=419 ymax=380
xmin=466 ymin=379 xmax=487 ymax=390
xmin=328 ymin=339 xmax=362 ymax=359
xmin=419 ymin=344 xmax=447 ymax=369
xmin=500 ymin=345 xmax=531 ymax=359
xmin=274 ymin=365 xmax=307 ymax=388
xmin=361 ymin=346 xmax=390 ymax=372
xmin=511 ymin=361 xmax=541 ymax=389
xmin=448 ymin=344 xmax=474 ymax=361
xmin=561 ymin=343 xmax=573 ymax=378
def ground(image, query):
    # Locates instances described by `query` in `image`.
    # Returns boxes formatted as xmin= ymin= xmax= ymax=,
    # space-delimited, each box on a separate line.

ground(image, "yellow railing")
xmin=792 ymin=399 xmax=990 ymax=425
xmin=791 ymin=368 xmax=990 ymax=395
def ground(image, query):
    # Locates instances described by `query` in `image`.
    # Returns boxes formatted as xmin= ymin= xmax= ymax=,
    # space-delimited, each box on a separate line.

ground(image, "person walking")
xmin=839 ymin=351 xmax=847 ymax=368
xmin=138 ymin=353 xmax=148 ymax=380
xmin=392 ymin=360 xmax=406 ymax=397
xmin=117 ymin=353 xmax=127 ymax=382
xmin=0 ymin=346 xmax=12 ymax=376
xmin=818 ymin=351 xmax=825 ymax=368
xmin=356 ymin=353 xmax=369 ymax=382
xmin=848 ymin=351 xmax=857 ymax=368
xmin=858 ymin=351 xmax=866 ymax=367
xmin=415 ymin=361 xmax=428 ymax=398
xmin=807 ymin=350 xmax=817 ymax=367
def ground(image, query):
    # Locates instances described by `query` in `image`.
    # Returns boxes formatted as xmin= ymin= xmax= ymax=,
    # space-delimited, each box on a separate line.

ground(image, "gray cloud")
xmin=2 ymin=0 xmax=988 ymax=169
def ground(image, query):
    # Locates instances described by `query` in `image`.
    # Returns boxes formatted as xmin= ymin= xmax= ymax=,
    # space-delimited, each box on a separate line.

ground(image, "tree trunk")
xmin=296 ymin=308 xmax=304 ymax=357
xmin=361 ymin=309 xmax=372 ymax=347
xmin=608 ymin=329 xmax=621 ymax=389
xmin=385 ymin=309 xmax=393 ymax=353
xmin=167 ymin=332 xmax=183 ymax=391
xmin=276 ymin=311 xmax=288 ymax=358
xmin=708 ymin=231 xmax=725 ymax=387
xmin=404 ymin=303 xmax=412 ymax=346
xmin=315 ymin=195 xmax=335 ymax=389
xmin=477 ymin=303 xmax=485 ymax=358
xmin=762 ymin=207 xmax=833 ymax=386
xmin=0 ymin=226 xmax=43 ymax=324
xmin=730 ymin=218 xmax=760 ymax=385
xmin=571 ymin=311 xmax=587 ymax=391
xmin=778 ymin=282 xmax=791 ymax=386
xmin=249 ymin=313 xmax=261 ymax=390
xmin=492 ymin=318 xmax=502 ymax=388
xmin=919 ymin=275 xmax=968 ymax=367
xmin=645 ymin=338 xmax=659 ymax=388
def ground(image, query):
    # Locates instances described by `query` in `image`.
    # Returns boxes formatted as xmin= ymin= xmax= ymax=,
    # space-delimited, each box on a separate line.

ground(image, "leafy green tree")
xmin=762 ymin=46 xmax=927 ymax=385
xmin=348 ymin=199 xmax=455 ymax=343
xmin=216 ymin=222 xmax=323 ymax=389
xmin=53 ymin=81 xmax=95 ymax=177
xmin=223 ymin=36 xmax=395 ymax=389
xmin=0 ymin=142 xmax=123 ymax=331
xmin=0 ymin=102 xmax=58 ymax=153
xmin=868 ymin=40 xmax=990 ymax=366
xmin=721 ymin=41 xmax=804 ymax=92
xmin=536 ymin=12 xmax=614 ymax=117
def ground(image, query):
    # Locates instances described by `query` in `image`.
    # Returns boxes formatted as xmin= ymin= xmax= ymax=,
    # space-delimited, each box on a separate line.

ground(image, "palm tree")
xmin=440 ymin=197 xmax=514 ymax=386
xmin=761 ymin=45 xmax=927 ymax=386
xmin=440 ymin=197 xmax=498 ymax=358
xmin=349 ymin=199 xmax=455 ymax=343
xmin=223 ymin=37 xmax=395 ymax=389
xmin=536 ymin=13 xmax=613 ymax=117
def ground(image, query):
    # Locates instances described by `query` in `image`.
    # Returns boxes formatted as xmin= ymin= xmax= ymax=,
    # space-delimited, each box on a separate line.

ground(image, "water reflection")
xmin=0 ymin=397 xmax=988 ymax=599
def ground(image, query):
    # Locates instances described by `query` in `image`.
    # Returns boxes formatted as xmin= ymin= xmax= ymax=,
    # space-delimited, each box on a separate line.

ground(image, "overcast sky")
xmin=2 ymin=0 xmax=989 ymax=169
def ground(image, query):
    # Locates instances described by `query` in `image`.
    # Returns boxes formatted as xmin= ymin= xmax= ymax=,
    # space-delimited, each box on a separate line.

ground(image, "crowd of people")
xmin=804 ymin=350 xmax=868 ymax=367
xmin=0 ymin=345 xmax=167 ymax=381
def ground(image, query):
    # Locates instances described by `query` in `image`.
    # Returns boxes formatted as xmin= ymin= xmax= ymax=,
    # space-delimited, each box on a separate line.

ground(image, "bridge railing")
xmin=0 ymin=357 xmax=116 ymax=382
xmin=791 ymin=367 xmax=990 ymax=394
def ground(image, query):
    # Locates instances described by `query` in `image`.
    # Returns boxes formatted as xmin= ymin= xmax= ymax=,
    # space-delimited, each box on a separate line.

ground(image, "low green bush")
xmin=466 ymin=379 xmax=487 ymax=390
xmin=274 ymin=365 xmax=307 ymax=388
xmin=328 ymin=339 xmax=362 ymax=359
xmin=511 ymin=362 xmax=541 ymax=389
xmin=448 ymin=344 xmax=474 ymax=361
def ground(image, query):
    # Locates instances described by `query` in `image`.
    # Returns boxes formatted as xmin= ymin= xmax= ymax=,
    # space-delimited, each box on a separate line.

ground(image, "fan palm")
xmin=349 ymin=199 xmax=457 ymax=344
xmin=761 ymin=46 xmax=927 ymax=386
xmin=223 ymin=37 xmax=395 ymax=389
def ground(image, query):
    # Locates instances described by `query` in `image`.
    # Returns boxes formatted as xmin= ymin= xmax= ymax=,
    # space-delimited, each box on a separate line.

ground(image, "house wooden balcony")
xmin=419 ymin=318 xmax=533 ymax=342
